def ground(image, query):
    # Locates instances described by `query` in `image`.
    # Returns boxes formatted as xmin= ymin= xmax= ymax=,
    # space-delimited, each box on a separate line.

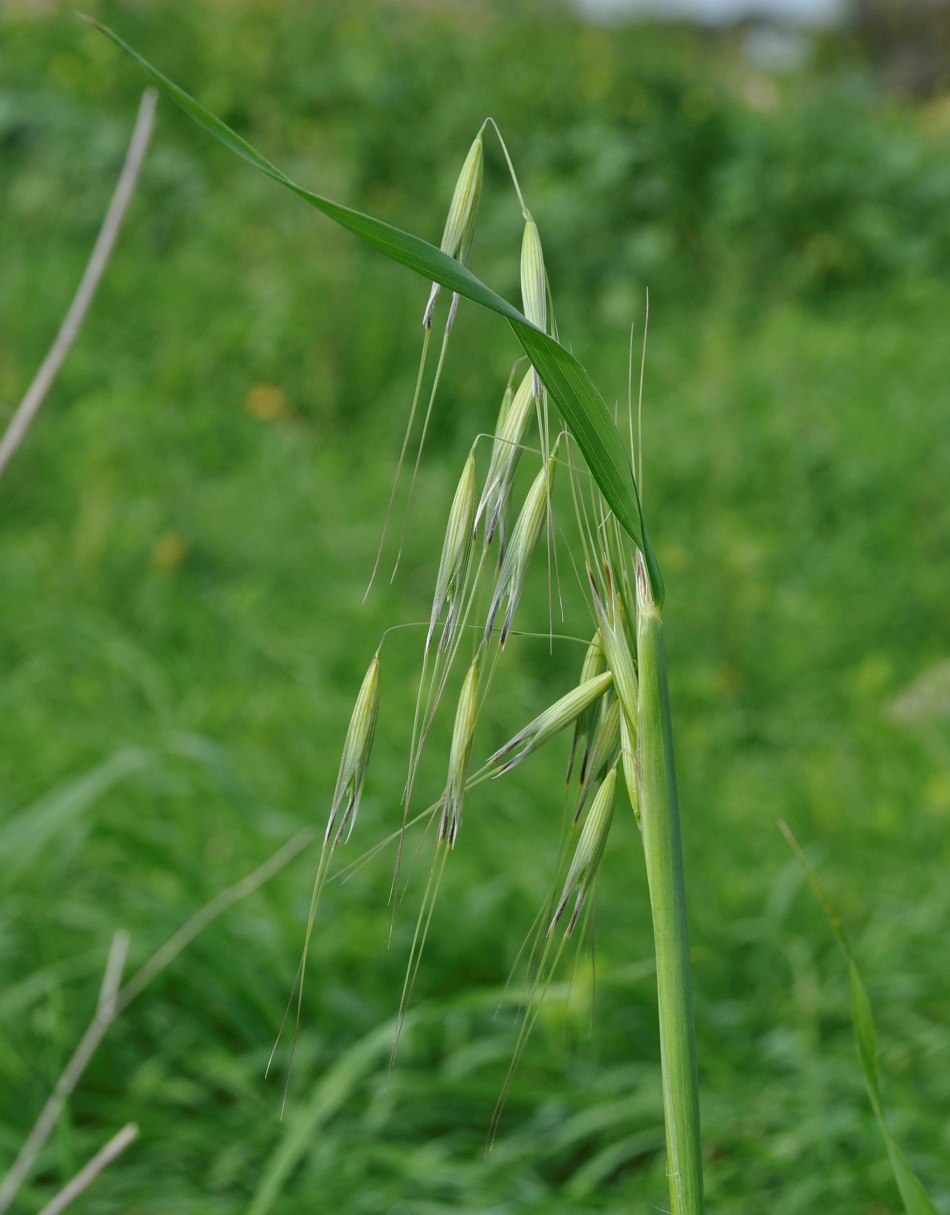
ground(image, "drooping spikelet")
xmin=521 ymin=217 xmax=547 ymax=332
xmin=589 ymin=567 xmax=639 ymax=739
xmin=551 ymin=764 xmax=617 ymax=937
xmin=520 ymin=216 xmax=547 ymax=396
xmin=476 ymin=368 xmax=535 ymax=548
xmin=572 ymin=693 xmax=621 ymax=823
xmin=620 ymin=710 xmax=641 ymax=831
xmin=324 ymin=653 xmax=380 ymax=847
xmin=427 ymin=454 xmax=478 ymax=653
xmin=438 ymin=651 xmax=482 ymax=848
xmin=484 ymin=443 xmax=559 ymax=647
xmin=565 ymin=630 xmax=606 ymax=785
xmin=424 ymin=134 xmax=484 ymax=329
xmin=487 ymin=670 xmax=613 ymax=775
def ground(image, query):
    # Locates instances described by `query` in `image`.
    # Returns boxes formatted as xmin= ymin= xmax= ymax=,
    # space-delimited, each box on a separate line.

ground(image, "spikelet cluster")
xmin=296 ymin=121 xmax=652 ymax=1124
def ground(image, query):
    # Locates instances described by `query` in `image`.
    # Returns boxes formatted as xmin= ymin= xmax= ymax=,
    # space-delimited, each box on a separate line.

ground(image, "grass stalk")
xmin=636 ymin=556 xmax=703 ymax=1215
xmin=0 ymin=829 xmax=312 ymax=1215
xmin=35 ymin=1124 xmax=139 ymax=1215
xmin=0 ymin=88 xmax=156 ymax=481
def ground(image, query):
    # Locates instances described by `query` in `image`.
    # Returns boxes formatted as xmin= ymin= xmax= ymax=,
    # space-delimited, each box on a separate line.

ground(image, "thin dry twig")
xmin=117 ymin=828 xmax=314 ymax=1011
xmin=0 ymin=828 xmax=313 ymax=1215
xmin=35 ymin=1123 xmax=139 ymax=1215
xmin=97 ymin=929 xmax=130 ymax=1017
xmin=0 ymin=934 xmax=131 ymax=1215
xmin=0 ymin=87 xmax=158 ymax=481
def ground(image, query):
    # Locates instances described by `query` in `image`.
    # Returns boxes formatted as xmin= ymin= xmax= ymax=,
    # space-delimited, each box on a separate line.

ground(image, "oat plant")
xmin=87 ymin=21 xmax=704 ymax=1213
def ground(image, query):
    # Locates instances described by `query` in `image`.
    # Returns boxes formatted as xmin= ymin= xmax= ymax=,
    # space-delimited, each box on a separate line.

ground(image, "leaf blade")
xmin=780 ymin=822 xmax=939 ymax=1215
xmin=82 ymin=15 xmax=664 ymax=605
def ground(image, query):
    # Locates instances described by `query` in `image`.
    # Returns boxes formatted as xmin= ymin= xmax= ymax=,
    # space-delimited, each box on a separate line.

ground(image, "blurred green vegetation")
xmin=1 ymin=1 xmax=949 ymax=1212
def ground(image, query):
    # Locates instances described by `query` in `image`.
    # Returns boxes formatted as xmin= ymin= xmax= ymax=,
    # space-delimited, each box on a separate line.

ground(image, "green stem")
xmin=636 ymin=558 xmax=703 ymax=1215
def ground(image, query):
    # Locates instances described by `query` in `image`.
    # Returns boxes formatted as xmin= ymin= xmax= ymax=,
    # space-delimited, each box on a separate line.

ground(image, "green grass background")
xmin=1 ymin=1 xmax=949 ymax=1211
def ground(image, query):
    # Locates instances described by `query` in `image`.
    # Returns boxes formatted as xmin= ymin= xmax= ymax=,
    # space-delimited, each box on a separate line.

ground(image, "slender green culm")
xmin=635 ymin=552 xmax=703 ymax=1215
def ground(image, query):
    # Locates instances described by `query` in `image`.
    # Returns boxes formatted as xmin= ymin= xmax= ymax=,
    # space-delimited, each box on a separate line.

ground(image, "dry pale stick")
xmin=0 ymin=829 xmax=313 ymax=1215
xmin=0 ymin=933 xmax=130 ymax=1215
xmin=35 ymin=1123 xmax=139 ymax=1215
xmin=0 ymin=87 xmax=158 ymax=480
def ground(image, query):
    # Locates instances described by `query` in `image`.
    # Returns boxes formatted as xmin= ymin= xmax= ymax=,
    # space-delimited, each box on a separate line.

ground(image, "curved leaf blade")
xmin=780 ymin=823 xmax=940 ymax=1215
xmin=81 ymin=15 xmax=664 ymax=606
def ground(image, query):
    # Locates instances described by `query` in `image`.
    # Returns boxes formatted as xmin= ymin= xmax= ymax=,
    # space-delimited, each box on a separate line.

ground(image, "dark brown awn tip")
xmin=587 ymin=567 xmax=605 ymax=610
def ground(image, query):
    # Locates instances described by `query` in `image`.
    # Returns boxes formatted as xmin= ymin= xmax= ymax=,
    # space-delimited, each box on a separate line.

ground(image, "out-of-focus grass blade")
xmin=780 ymin=822 xmax=939 ymax=1215
xmin=80 ymin=15 xmax=663 ymax=607
xmin=247 ymin=1018 xmax=400 ymax=1215
xmin=0 ymin=747 xmax=157 ymax=886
